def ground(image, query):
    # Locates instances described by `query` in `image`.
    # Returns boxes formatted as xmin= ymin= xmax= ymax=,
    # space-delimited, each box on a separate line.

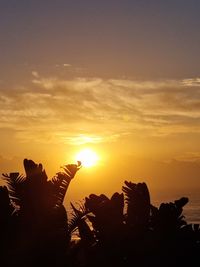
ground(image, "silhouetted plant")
xmin=85 ymin=192 xmax=124 ymax=243
xmin=69 ymin=202 xmax=94 ymax=244
xmin=0 ymin=159 xmax=199 ymax=267
xmin=150 ymin=197 xmax=188 ymax=234
xmin=122 ymin=181 xmax=151 ymax=230
xmin=51 ymin=161 xmax=81 ymax=208
xmin=70 ymin=181 xmax=199 ymax=267
xmin=1 ymin=159 xmax=81 ymax=266
xmin=0 ymin=186 xmax=14 ymax=223
xmin=0 ymin=186 xmax=16 ymax=264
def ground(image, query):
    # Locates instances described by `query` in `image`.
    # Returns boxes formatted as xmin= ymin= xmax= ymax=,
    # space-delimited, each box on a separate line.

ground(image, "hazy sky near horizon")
xmin=0 ymin=1 xmax=200 ymax=199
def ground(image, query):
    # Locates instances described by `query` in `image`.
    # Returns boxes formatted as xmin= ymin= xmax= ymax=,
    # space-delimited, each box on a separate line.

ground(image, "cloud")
xmin=175 ymin=152 xmax=200 ymax=163
xmin=182 ymin=78 xmax=200 ymax=87
xmin=55 ymin=63 xmax=72 ymax=68
xmin=1 ymin=75 xmax=200 ymax=144
xmin=32 ymin=71 xmax=39 ymax=78
xmin=63 ymin=63 xmax=72 ymax=67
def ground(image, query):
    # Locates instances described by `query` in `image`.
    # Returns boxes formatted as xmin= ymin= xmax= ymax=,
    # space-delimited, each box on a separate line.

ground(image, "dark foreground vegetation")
xmin=0 ymin=159 xmax=199 ymax=267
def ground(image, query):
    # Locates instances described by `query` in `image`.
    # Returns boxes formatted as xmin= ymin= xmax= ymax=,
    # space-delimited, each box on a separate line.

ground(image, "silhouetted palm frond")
xmin=51 ymin=162 xmax=81 ymax=207
xmin=122 ymin=181 xmax=150 ymax=228
xmin=68 ymin=202 xmax=95 ymax=244
xmin=150 ymin=197 xmax=189 ymax=233
xmin=2 ymin=172 xmax=25 ymax=207
xmin=68 ymin=202 xmax=88 ymax=234
xmin=85 ymin=193 xmax=125 ymax=244
xmin=24 ymin=158 xmax=48 ymax=183
xmin=0 ymin=186 xmax=15 ymax=220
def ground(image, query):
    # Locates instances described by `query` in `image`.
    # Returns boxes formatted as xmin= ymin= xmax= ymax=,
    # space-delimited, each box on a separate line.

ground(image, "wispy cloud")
xmin=1 ymin=75 xmax=200 ymax=144
xmin=175 ymin=152 xmax=200 ymax=162
xmin=182 ymin=78 xmax=200 ymax=87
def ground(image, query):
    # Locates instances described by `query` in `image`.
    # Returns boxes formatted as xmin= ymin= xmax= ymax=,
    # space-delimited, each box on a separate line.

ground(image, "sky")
xmin=0 ymin=0 xmax=200 ymax=204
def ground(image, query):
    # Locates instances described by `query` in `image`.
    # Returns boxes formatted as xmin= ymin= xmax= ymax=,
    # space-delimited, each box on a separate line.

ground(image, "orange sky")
xmin=1 ymin=1 xmax=200 ymax=205
xmin=1 ymin=77 xmax=200 ymax=197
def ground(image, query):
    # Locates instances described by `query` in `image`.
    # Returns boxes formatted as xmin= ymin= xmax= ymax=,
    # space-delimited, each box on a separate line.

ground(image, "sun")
xmin=75 ymin=148 xmax=99 ymax=167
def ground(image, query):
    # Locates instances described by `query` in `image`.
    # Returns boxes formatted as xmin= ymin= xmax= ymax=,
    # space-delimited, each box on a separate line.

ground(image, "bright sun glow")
xmin=75 ymin=148 xmax=99 ymax=167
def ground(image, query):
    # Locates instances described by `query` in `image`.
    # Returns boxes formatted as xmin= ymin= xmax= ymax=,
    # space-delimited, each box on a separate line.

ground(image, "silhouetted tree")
xmin=0 ymin=159 xmax=199 ymax=267
xmin=122 ymin=181 xmax=151 ymax=229
xmin=70 ymin=181 xmax=199 ymax=267
xmin=1 ymin=159 xmax=80 ymax=266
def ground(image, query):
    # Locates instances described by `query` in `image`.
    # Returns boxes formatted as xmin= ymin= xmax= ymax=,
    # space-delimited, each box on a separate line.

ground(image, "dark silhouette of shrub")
xmin=71 ymin=182 xmax=200 ymax=267
xmin=1 ymin=159 xmax=80 ymax=266
xmin=0 ymin=158 xmax=199 ymax=267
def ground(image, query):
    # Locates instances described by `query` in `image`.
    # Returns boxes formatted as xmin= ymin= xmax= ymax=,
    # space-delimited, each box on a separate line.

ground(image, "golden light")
xmin=75 ymin=148 xmax=99 ymax=167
